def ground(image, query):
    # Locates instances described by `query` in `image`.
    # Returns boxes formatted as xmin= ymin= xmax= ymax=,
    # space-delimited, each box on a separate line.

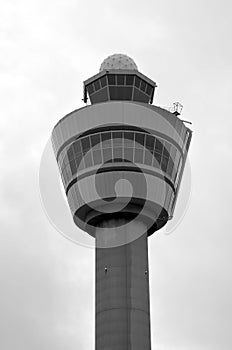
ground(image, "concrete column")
xmin=95 ymin=220 xmax=151 ymax=350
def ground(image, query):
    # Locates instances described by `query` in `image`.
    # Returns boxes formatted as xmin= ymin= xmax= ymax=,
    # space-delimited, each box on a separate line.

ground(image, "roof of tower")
xmin=99 ymin=53 xmax=138 ymax=72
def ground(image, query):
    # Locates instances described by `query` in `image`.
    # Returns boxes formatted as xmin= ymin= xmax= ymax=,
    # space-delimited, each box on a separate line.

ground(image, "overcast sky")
xmin=1 ymin=0 xmax=232 ymax=349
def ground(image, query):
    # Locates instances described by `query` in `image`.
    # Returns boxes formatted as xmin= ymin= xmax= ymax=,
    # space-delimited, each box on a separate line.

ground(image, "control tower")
xmin=51 ymin=54 xmax=192 ymax=350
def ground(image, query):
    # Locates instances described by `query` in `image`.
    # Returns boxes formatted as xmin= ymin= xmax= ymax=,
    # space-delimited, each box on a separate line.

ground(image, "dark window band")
xmin=56 ymin=126 xmax=184 ymax=162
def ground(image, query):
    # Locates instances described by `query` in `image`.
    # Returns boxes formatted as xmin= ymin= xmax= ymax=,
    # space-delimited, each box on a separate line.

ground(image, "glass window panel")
xmin=134 ymin=148 xmax=144 ymax=163
xmin=69 ymin=159 xmax=77 ymax=175
xmin=81 ymin=136 xmax=90 ymax=153
xmin=145 ymin=134 xmax=155 ymax=150
xmin=124 ymin=131 xmax=134 ymax=141
xmin=60 ymin=153 xmax=68 ymax=168
xmin=90 ymin=133 xmax=101 ymax=149
xmin=163 ymin=145 xmax=170 ymax=159
xmin=90 ymin=87 xmax=108 ymax=104
xmin=76 ymin=155 xmax=84 ymax=171
xmin=144 ymin=149 xmax=153 ymax=166
xmin=84 ymin=151 xmax=93 ymax=168
xmin=169 ymin=146 xmax=177 ymax=162
xmin=109 ymin=86 xmax=132 ymax=100
xmin=150 ymin=149 xmax=156 ymax=164
xmin=67 ymin=145 xmax=75 ymax=162
xmin=135 ymin=132 xmax=145 ymax=148
xmin=135 ymin=76 xmax=141 ymax=88
xmin=125 ymin=75 xmax=134 ymax=86
xmin=101 ymin=132 xmax=112 ymax=148
xmin=66 ymin=147 xmax=76 ymax=166
xmin=166 ymin=158 xmax=174 ymax=177
xmin=93 ymin=149 xmax=102 ymax=165
xmin=140 ymin=80 xmax=146 ymax=92
xmin=154 ymin=153 xmax=162 ymax=166
xmin=65 ymin=163 xmax=72 ymax=180
xmin=58 ymin=149 xmax=66 ymax=164
xmin=123 ymin=131 xmax=134 ymax=147
xmin=146 ymin=84 xmax=153 ymax=95
xmin=103 ymin=148 xmax=113 ymax=163
xmin=65 ymin=154 xmax=71 ymax=168
xmin=155 ymin=139 xmax=164 ymax=154
xmin=123 ymin=87 xmax=133 ymax=100
xmin=107 ymin=74 xmax=116 ymax=85
xmin=100 ymin=76 xmax=107 ymax=88
xmin=73 ymin=140 xmax=82 ymax=155
xmin=117 ymin=75 xmax=125 ymax=85
xmin=87 ymin=83 xmax=94 ymax=95
xmin=164 ymin=141 xmax=171 ymax=154
xmin=112 ymin=131 xmax=123 ymax=139
xmin=112 ymin=131 xmax=123 ymax=147
xmin=94 ymin=80 xmax=100 ymax=91
xmin=113 ymin=147 xmax=123 ymax=161
xmin=161 ymin=157 xmax=168 ymax=172
xmin=124 ymin=147 xmax=134 ymax=162
xmin=133 ymin=88 xmax=150 ymax=103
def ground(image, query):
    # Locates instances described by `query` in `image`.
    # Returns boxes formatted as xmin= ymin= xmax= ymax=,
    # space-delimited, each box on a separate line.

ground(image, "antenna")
xmin=170 ymin=102 xmax=183 ymax=115
xmin=82 ymin=84 xmax=88 ymax=104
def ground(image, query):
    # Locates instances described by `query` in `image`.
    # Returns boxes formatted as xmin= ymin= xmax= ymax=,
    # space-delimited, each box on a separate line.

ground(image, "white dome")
xmin=100 ymin=53 xmax=138 ymax=72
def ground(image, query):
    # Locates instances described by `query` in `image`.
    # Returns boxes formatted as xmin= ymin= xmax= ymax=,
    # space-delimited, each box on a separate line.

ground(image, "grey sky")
xmin=1 ymin=0 xmax=232 ymax=349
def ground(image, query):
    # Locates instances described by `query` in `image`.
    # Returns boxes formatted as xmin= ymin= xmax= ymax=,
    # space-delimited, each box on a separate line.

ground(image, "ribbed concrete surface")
xmin=95 ymin=223 xmax=151 ymax=350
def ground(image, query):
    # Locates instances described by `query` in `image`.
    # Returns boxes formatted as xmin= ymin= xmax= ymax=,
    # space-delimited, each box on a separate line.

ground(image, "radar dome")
xmin=100 ymin=54 xmax=138 ymax=72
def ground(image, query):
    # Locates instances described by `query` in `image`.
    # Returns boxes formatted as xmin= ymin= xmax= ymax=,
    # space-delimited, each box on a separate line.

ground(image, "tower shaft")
xmin=95 ymin=226 xmax=151 ymax=350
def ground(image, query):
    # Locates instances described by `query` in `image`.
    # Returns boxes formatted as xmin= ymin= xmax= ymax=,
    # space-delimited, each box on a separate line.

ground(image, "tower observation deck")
xmin=51 ymin=54 xmax=192 ymax=350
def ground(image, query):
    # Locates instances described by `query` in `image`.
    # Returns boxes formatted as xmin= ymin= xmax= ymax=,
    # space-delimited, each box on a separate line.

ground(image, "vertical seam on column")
xmin=95 ymin=245 xmax=97 ymax=350
xmin=126 ymin=242 xmax=129 ymax=350
xmin=146 ymin=233 xmax=152 ymax=349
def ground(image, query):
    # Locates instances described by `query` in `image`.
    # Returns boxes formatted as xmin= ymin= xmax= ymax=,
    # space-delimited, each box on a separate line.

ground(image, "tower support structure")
xmin=96 ymin=222 xmax=151 ymax=350
xmin=51 ymin=54 xmax=192 ymax=350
